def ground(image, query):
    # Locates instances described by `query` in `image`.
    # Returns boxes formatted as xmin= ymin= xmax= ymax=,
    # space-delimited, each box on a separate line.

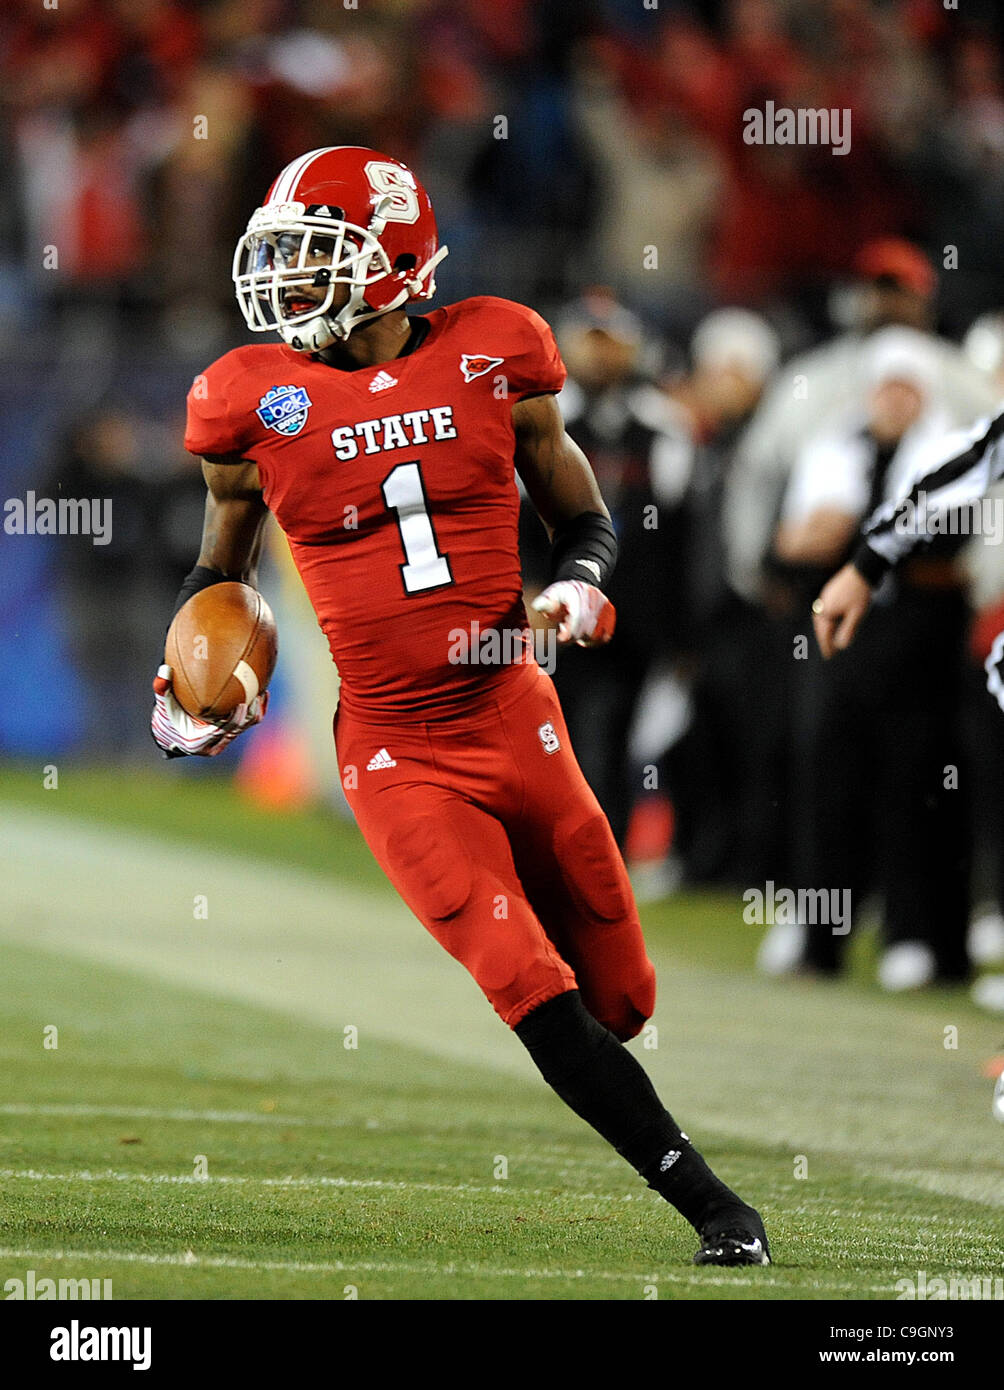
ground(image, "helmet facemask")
xmin=233 ymin=197 xmax=446 ymax=351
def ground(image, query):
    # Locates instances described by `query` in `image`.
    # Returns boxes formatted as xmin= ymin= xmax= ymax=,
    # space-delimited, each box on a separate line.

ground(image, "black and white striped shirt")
xmin=853 ymin=407 xmax=1004 ymax=584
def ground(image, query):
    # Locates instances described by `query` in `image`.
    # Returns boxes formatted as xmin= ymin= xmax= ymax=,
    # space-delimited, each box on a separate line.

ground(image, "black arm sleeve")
xmin=549 ymin=511 xmax=618 ymax=591
xmin=850 ymin=540 xmax=893 ymax=587
xmin=171 ymin=564 xmax=229 ymax=620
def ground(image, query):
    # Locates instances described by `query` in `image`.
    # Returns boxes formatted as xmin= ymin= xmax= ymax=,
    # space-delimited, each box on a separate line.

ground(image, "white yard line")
xmin=0 ymin=1166 xmax=644 ymax=1203
xmin=0 ymin=1107 xmax=622 ymax=1158
xmin=0 ymin=1106 xmax=321 ymax=1128
xmin=0 ymin=1246 xmax=899 ymax=1293
xmin=7 ymin=1109 xmax=1000 ymax=1212
xmin=0 ymin=1103 xmax=324 ymax=1126
xmin=0 ymin=1163 xmax=980 ymax=1228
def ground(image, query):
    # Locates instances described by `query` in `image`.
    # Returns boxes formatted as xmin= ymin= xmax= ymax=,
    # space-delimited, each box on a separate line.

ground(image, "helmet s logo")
xmin=364 ymin=160 xmax=420 ymax=225
xmin=460 ymin=354 xmax=504 ymax=383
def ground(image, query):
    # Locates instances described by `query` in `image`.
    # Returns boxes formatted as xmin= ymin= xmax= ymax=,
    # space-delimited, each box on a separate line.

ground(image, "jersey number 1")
xmin=381 ymin=461 xmax=453 ymax=594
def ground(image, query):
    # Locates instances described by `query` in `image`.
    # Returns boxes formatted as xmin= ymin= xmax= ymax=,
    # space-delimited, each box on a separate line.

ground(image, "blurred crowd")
xmin=4 ymin=0 xmax=1004 ymax=989
xmin=3 ymin=0 xmax=1004 ymax=344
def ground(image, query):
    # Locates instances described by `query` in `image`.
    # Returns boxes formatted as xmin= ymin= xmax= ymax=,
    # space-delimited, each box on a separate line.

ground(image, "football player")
xmin=152 ymin=146 xmax=770 ymax=1267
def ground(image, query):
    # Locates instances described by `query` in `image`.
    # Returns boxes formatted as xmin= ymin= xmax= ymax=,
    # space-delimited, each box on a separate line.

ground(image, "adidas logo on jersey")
xmin=368 ymin=370 xmax=398 ymax=393
xmin=366 ymin=748 xmax=397 ymax=771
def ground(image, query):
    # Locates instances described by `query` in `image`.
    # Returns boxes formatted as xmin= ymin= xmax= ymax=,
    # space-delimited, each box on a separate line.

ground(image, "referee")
xmin=814 ymin=405 xmax=1004 ymax=692
xmin=775 ymin=334 xmax=971 ymax=986
xmin=814 ymin=405 xmax=1004 ymax=1006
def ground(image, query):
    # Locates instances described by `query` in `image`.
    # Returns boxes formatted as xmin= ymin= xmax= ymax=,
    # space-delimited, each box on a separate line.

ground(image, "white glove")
xmin=986 ymin=629 xmax=1004 ymax=715
xmin=151 ymin=664 xmax=267 ymax=758
xmin=531 ymin=580 xmax=617 ymax=646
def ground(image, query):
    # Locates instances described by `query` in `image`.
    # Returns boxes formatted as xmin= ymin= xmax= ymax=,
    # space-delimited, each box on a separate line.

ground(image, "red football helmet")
xmin=233 ymin=146 xmax=448 ymax=351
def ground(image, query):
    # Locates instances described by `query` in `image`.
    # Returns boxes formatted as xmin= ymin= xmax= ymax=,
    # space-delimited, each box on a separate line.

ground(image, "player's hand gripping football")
xmin=150 ymin=664 xmax=268 ymax=758
xmin=531 ymin=580 xmax=616 ymax=647
xmin=811 ymin=563 xmax=874 ymax=659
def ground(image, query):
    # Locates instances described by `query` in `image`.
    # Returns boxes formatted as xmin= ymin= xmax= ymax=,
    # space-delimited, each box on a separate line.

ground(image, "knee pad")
xmin=579 ymin=927 xmax=656 ymax=1041
xmin=383 ymin=815 xmax=557 ymax=1001
xmin=384 ymin=815 xmax=474 ymax=922
xmin=557 ymin=814 xmax=631 ymax=924
xmin=597 ymin=970 xmax=656 ymax=1042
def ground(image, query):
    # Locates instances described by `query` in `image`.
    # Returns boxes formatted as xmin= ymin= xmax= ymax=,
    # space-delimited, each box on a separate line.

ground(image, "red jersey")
xmin=185 ymin=296 xmax=566 ymax=718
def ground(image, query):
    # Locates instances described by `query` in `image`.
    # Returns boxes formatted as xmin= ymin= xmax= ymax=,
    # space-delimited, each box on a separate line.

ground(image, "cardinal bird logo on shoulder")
xmin=460 ymin=353 xmax=504 ymax=383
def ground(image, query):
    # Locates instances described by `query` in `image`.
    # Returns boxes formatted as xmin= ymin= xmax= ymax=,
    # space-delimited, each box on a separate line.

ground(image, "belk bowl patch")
xmin=257 ymin=384 xmax=313 ymax=436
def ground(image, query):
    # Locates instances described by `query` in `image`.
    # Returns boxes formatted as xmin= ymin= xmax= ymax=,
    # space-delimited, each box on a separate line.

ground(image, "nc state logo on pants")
xmin=538 ymin=721 xmax=560 ymax=755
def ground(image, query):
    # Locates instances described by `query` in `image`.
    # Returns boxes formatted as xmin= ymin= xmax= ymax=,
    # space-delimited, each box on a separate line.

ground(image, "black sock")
xmin=514 ymin=990 xmax=747 ymax=1230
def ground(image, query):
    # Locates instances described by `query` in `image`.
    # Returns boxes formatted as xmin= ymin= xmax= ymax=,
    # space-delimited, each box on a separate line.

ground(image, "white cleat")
xmin=878 ymin=941 xmax=936 ymax=992
xmin=972 ymin=973 xmax=1004 ymax=1014
xmin=968 ymin=910 xmax=1004 ymax=967
xmin=993 ymin=1072 xmax=1004 ymax=1123
xmin=694 ymin=1206 xmax=772 ymax=1266
xmin=756 ymin=921 xmax=806 ymax=976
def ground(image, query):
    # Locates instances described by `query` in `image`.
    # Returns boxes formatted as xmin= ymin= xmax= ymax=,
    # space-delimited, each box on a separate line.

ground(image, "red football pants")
xmin=334 ymin=662 xmax=656 ymax=1037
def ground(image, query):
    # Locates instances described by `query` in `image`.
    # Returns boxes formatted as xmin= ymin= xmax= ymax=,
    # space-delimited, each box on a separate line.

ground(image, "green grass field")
xmin=1 ymin=763 xmax=1003 ymax=1300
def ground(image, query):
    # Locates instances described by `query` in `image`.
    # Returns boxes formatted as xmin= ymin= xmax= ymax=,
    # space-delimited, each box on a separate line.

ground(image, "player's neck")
xmin=315 ymin=310 xmax=414 ymax=371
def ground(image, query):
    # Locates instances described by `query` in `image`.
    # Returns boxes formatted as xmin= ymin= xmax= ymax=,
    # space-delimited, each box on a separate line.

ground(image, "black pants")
xmin=791 ymin=586 xmax=970 ymax=980
xmin=552 ymin=638 xmax=652 ymax=849
xmin=671 ymin=601 xmax=791 ymax=885
xmin=961 ymin=659 xmax=1004 ymax=913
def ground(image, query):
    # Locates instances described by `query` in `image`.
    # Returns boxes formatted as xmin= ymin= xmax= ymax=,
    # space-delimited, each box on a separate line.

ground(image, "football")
xmin=164 ymin=581 xmax=278 ymax=721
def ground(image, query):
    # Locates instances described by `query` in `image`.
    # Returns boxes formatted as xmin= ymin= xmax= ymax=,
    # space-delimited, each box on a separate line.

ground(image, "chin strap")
xmin=282 ymin=315 xmax=339 ymax=352
xmin=279 ymin=196 xmax=450 ymax=349
xmin=405 ymin=245 xmax=449 ymax=297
